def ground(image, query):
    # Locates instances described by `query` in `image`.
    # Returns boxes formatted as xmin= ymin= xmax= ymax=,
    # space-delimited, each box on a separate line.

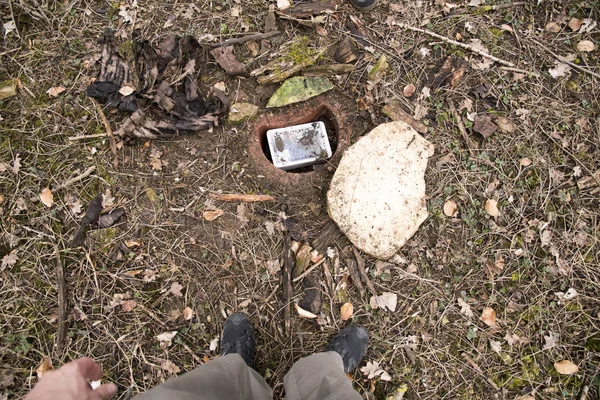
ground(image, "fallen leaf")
xmin=443 ymin=200 xmax=458 ymax=217
xmin=294 ymin=302 xmax=318 ymax=319
xmin=46 ymin=86 xmax=66 ymax=97
xmin=183 ymin=307 xmax=194 ymax=320
xmin=568 ymin=18 xmax=583 ymax=31
xmin=210 ymin=46 xmax=246 ymax=76
xmin=504 ymin=330 xmax=529 ymax=346
xmin=39 ymin=188 xmax=54 ymax=207
xmin=119 ymin=85 xmax=136 ymax=96
xmin=500 ymin=24 xmax=513 ymax=33
xmin=209 ymin=337 xmax=219 ymax=352
xmin=403 ymin=84 xmax=416 ymax=97
xmin=579 ymin=18 xmax=597 ymax=33
xmin=554 ymin=360 xmax=578 ymax=375
xmin=545 ymin=22 xmax=561 ymax=33
xmin=473 ymin=114 xmax=498 ymax=138
xmin=490 ymin=339 xmax=502 ymax=355
xmin=230 ymin=6 xmax=241 ymax=16
xmin=485 ymin=199 xmax=499 ymax=217
xmin=495 ymin=117 xmax=515 ymax=133
xmin=1 ymin=250 xmax=18 ymax=271
xmin=203 ymin=209 xmax=224 ymax=221
xmin=543 ymin=331 xmax=558 ymax=350
xmin=3 ymin=20 xmax=16 ymax=38
xmin=236 ymin=204 xmax=249 ymax=225
xmin=160 ymin=359 xmax=180 ymax=374
xmin=481 ymin=307 xmax=497 ymax=327
xmin=369 ymin=292 xmax=397 ymax=312
xmin=163 ymin=14 xmax=176 ymax=28
xmin=277 ymin=0 xmax=290 ymax=10
xmin=520 ymin=157 xmax=532 ymax=167
xmin=361 ymin=361 xmax=391 ymax=380
xmin=156 ymin=331 xmax=177 ymax=347
xmin=121 ymin=299 xmax=137 ymax=312
xmin=576 ymin=40 xmax=596 ymax=52
xmin=11 ymin=155 xmax=21 ymax=175
xmin=143 ymin=269 xmax=157 ymax=283
xmin=340 ymin=302 xmax=354 ymax=321
xmin=170 ymin=282 xmax=184 ymax=297
xmin=36 ymin=357 xmax=53 ymax=379
xmin=549 ymin=61 xmax=571 ymax=79
xmin=457 ymin=298 xmax=474 ymax=318
xmin=555 ymin=288 xmax=578 ymax=301
xmin=0 ymin=78 xmax=19 ymax=100
xmin=467 ymin=0 xmax=483 ymax=5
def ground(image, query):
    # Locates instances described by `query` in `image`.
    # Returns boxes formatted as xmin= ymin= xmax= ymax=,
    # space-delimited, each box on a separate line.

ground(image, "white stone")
xmin=327 ymin=121 xmax=433 ymax=259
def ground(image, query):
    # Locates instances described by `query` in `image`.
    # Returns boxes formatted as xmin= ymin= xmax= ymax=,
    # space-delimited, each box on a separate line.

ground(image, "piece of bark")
xmin=98 ymin=208 xmax=125 ymax=228
xmin=281 ymin=2 xmax=336 ymax=18
xmin=210 ymin=46 xmax=246 ymax=76
xmin=54 ymin=244 xmax=67 ymax=351
xmin=335 ymin=38 xmax=359 ymax=64
xmin=210 ymin=31 xmax=281 ymax=48
xmin=344 ymin=258 xmax=366 ymax=298
xmin=116 ymin=109 xmax=217 ymax=139
xmin=255 ymin=49 xmax=325 ymax=85
xmin=71 ymin=195 xmax=103 ymax=247
xmin=323 ymin=259 xmax=334 ymax=295
xmin=311 ymin=219 xmax=342 ymax=255
xmin=577 ymin=170 xmax=600 ymax=192
xmin=304 ymin=64 xmax=355 ymax=76
xmin=351 ymin=246 xmax=376 ymax=296
xmin=265 ymin=5 xmax=278 ymax=32
xmin=473 ymin=114 xmax=498 ymax=138
xmin=293 ymin=243 xmax=313 ymax=278
xmin=347 ymin=16 xmax=370 ymax=47
xmin=381 ymin=100 xmax=428 ymax=134
xmin=429 ymin=56 xmax=468 ymax=90
xmin=299 ymin=278 xmax=322 ymax=315
xmin=282 ymin=233 xmax=295 ymax=334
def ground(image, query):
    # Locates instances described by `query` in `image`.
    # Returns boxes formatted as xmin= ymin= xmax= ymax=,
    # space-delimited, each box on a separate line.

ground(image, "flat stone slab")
xmin=327 ymin=121 xmax=433 ymax=259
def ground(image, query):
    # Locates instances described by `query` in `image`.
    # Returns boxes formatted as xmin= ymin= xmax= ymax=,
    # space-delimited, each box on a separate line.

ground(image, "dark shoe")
xmin=325 ymin=325 xmax=369 ymax=373
xmin=221 ymin=313 xmax=256 ymax=368
xmin=349 ymin=0 xmax=378 ymax=10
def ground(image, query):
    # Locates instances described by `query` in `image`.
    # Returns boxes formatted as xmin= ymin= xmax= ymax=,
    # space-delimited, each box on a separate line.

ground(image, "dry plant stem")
xmin=447 ymin=99 xmax=476 ymax=156
xmin=54 ymin=244 xmax=67 ymax=351
xmin=210 ymin=31 xmax=282 ymax=48
xmin=397 ymin=23 xmax=517 ymax=68
xmin=68 ymin=133 xmax=107 ymax=141
xmin=481 ymin=1 xmax=525 ymax=10
xmin=214 ymin=193 xmax=275 ymax=202
xmin=282 ymin=233 xmax=294 ymax=335
xmin=91 ymin=98 xmax=117 ymax=159
xmin=55 ymin=166 xmax=96 ymax=191
xmin=530 ymin=38 xmax=600 ymax=80
xmin=461 ymin=353 xmax=500 ymax=391
xmin=292 ymin=258 xmax=326 ymax=283
xmin=351 ymin=247 xmax=376 ymax=295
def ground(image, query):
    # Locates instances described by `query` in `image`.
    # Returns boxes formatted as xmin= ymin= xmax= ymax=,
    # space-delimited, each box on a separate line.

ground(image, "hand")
xmin=25 ymin=358 xmax=117 ymax=400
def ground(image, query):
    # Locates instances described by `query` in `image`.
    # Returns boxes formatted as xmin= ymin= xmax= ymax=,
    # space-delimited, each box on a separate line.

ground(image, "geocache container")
xmin=266 ymin=121 xmax=332 ymax=171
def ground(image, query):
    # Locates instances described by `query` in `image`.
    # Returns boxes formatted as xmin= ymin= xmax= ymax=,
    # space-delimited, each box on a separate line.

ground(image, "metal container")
xmin=266 ymin=121 xmax=332 ymax=171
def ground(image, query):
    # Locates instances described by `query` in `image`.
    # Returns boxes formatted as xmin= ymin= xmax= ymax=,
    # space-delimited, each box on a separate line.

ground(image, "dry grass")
xmin=1 ymin=0 xmax=599 ymax=399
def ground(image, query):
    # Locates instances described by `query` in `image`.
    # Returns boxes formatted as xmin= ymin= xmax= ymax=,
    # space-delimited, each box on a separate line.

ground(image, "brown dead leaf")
xmin=403 ymin=84 xmax=416 ymax=98
xmin=222 ymin=258 xmax=233 ymax=269
xmin=340 ymin=302 xmax=354 ymax=321
xmin=545 ymin=22 xmax=561 ymax=33
xmin=160 ymin=359 xmax=180 ymax=374
xmin=39 ymin=188 xmax=54 ymax=207
xmin=481 ymin=307 xmax=497 ymax=327
xmin=520 ymin=157 xmax=532 ymax=167
xmin=123 ymin=269 xmax=143 ymax=277
xmin=121 ymin=299 xmax=137 ymax=312
xmin=210 ymin=46 xmax=246 ymax=76
xmin=295 ymin=302 xmax=318 ymax=319
xmin=443 ymin=200 xmax=458 ymax=217
xmin=170 ymin=282 xmax=184 ymax=297
xmin=495 ymin=117 xmax=515 ymax=133
xmin=485 ymin=199 xmax=499 ymax=217
xmin=504 ymin=330 xmax=529 ymax=346
xmin=568 ymin=18 xmax=583 ymax=31
xmin=183 ymin=306 xmax=194 ymax=321
xmin=203 ymin=209 xmax=224 ymax=221
xmin=474 ymin=114 xmax=498 ymax=138
xmin=46 ymin=86 xmax=66 ymax=97
xmin=554 ymin=360 xmax=579 ymax=375
xmin=576 ymin=40 xmax=596 ymax=52
xmin=36 ymin=357 xmax=53 ymax=379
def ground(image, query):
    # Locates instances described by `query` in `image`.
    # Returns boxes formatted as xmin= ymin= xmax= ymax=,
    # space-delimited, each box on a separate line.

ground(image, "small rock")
xmin=228 ymin=102 xmax=259 ymax=124
xmin=403 ymin=84 xmax=416 ymax=97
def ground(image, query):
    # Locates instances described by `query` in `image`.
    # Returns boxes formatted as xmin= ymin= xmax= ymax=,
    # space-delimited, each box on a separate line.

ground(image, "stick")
xmin=282 ymin=233 xmax=294 ymax=335
xmin=447 ymin=99 xmax=475 ymax=156
xmin=91 ymin=98 xmax=117 ymax=158
xmin=55 ymin=166 xmax=96 ymax=191
xmin=54 ymin=245 xmax=67 ymax=351
xmin=531 ymin=38 xmax=600 ymax=80
xmin=210 ymin=31 xmax=282 ymax=48
xmin=292 ymin=257 xmax=326 ymax=283
xmin=68 ymin=133 xmax=107 ymax=141
xmin=351 ymin=247 xmax=376 ymax=296
xmin=215 ymin=193 xmax=276 ymax=202
xmin=397 ymin=23 xmax=517 ymax=68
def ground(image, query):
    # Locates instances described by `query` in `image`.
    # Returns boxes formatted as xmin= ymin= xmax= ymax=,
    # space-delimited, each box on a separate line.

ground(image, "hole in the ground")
xmin=259 ymin=105 xmax=339 ymax=173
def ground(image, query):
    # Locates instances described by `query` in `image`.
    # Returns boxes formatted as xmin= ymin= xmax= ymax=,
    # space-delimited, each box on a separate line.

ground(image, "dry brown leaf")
xmin=39 ymin=188 xmax=54 ymax=207
xmin=46 ymin=86 xmax=66 ymax=97
xmin=123 ymin=269 xmax=143 ymax=277
xmin=170 ymin=282 xmax=184 ymax=297
xmin=481 ymin=307 xmax=497 ymax=327
xmin=545 ymin=22 xmax=561 ymax=33
xmin=403 ymin=84 xmax=416 ymax=97
xmin=340 ymin=302 xmax=354 ymax=321
xmin=457 ymin=298 xmax=474 ymax=318
xmin=370 ymin=292 xmax=397 ymax=312
xmin=554 ymin=360 xmax=579 ymax=375
xmin=294 ymin=302 xmax=318 ymax=319
xmin=520 ymin=157 xmax=532 ymax=167
xmin=203 ymin=209 xmax=224 ymax=221
xmin=121 ymin=299 xmax=137 ymax=312
xmin=125 ymin=240 xmax=141 ymax=248
xmin=568 ymin=18 xmax=583 ymax=31
xmin=576 ymin=40 xmax=596 ymax=52
xmin=495 ymin=117 xmax=515 ymax=133
xmin=504 ymin=330 xmax=529 ymax=346
xmin=36 ymin=357 xmax=53 ymax=379
xmin=490 ymin=339 xmax=502 ymax=355
xmin=160 ymin=359 xmax=180 ymax=374
xmin=443 ymin=200 xmax=458 ymax=217
xmin=156 ymin=331 xmax=177 ymax=347
xmin=183 ymin=306 xmax=194 ymax=321
xmin=485 ymin=199 xmax=499 ymax=217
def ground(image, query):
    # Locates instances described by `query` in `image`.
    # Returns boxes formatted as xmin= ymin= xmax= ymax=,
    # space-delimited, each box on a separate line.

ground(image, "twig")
xmin=478 ymin=1 xmax=525 ymax=10
xmin=292 ymin=258 xmax=326 ymax=283
xmin=397 ymin=23 xmax=517 ymax=68
xmin=53 ymin=244 xmax=67 ymax=351
xmin=461 ymin=353 xmax=500 ymax=391
xmin=90 ymin=98 xmax=118 ymax=163
xmin=499 ymin=66 xmax=540 ymax=77
xmin=447 ymin=99 xmax=476 ymax=156
xmin=68 ymin=133 xmax=107 ymax=141
xmin=54 ymin=166 xmax=96 ymax=191
xmin=214 ymin=193 xmax=276 ymax=202
xmin=530 ymin=38 xmax=600 ymax=80
xmin=351 ymin=247 xmax=376 ymax=296
xmin=137 ymin=304 xmax=166 ymax=327
xmin=282 ymin=233 xmax=294 ymax=335
xmin=210 ymin=31 xmax=282 ymax=48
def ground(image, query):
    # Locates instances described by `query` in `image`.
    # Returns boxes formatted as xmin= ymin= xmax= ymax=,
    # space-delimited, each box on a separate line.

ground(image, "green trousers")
xmin=134 ymin=352 xmax=362 ymax=400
